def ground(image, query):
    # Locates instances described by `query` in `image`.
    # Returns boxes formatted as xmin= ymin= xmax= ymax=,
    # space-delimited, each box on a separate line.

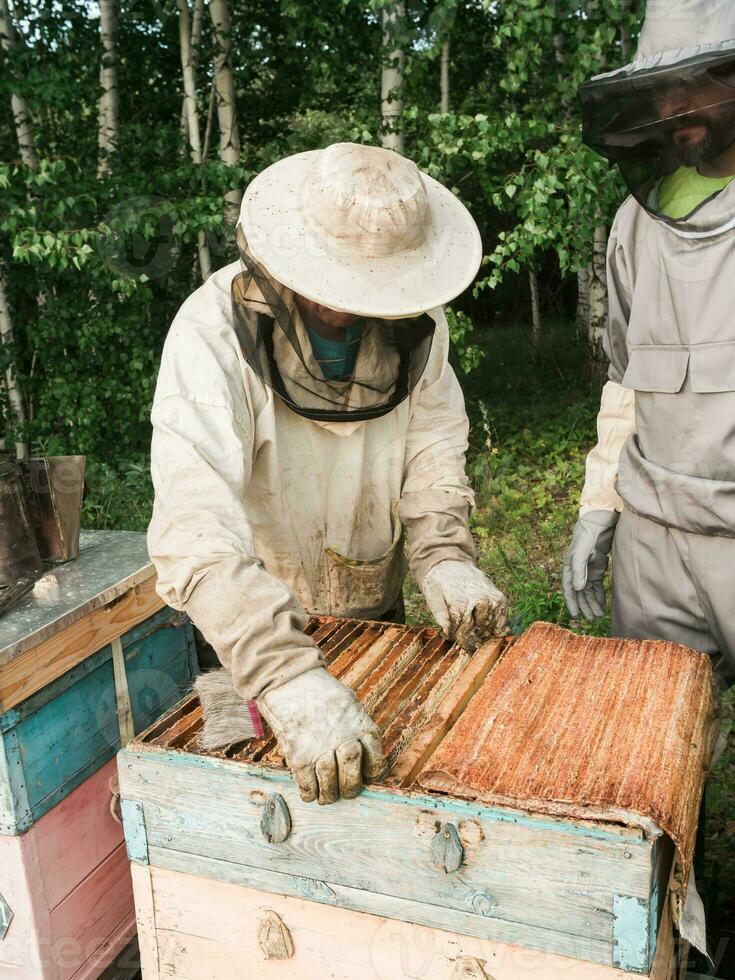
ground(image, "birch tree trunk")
xmin=97 ymin=0 xmax=119 ymax=177
xmin=209 ymin=0 xmax=242 ymax=227
xmin=440 ymin=39 xmax=450 ymax=114
xmin=587 ymin=222 xmax=608 ymax=362
xmin=619 ymin=0 xmax=632 ymax=62
xmin=0 ymin=272 xmax=28 ymax=459
xmin=578 ymin=0 xmax=609 ymax=365
xmin=178 ymin=0 xmax=212 ymax=281
xmin=0 ymin=0 xmax=37 ymax=169
xmin=575 ymin=265 xmax=591 ymax=341
xmin=529 ymin=269 xmax=542 ymax=351
xmin=380 ymin=3 xmax=404 ymax=153
xmin=0 ymin=0 xmax=34 ymax=456
xmin=202 ymin=78 xmax=217 ymax=161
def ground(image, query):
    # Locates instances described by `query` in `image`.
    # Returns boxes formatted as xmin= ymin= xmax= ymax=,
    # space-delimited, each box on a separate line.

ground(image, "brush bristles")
xmin=195 ymin=669 xmax=260 ymax=750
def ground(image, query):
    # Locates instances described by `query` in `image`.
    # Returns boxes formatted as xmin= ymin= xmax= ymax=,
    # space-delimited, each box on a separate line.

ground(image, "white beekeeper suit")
xmin=148 ymin=143 xmax=508 ymax=805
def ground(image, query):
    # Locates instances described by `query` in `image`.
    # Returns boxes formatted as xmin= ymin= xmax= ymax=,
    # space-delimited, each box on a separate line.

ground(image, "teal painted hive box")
xmin=117 ymin=619 xmax=701 ymax=977
xmin=0 ymin=530 xmax=198 ymax=835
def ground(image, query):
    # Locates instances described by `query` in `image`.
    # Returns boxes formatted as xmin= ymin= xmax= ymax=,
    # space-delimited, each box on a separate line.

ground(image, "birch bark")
xmin=97 ymin=0 xmax=119 ymax=178
xmin=440 ymin=39 xmax=450 ymax=114
xmin=209 ymin=0 xmax=242 ymax=227
xmin=587 ymin=221 xmax=608 ymax=361
xmin=0 ymin=0 xmax=34 ymax=456
xmin=178 ymin=0 xmax=212 ymax=280
xmin=0 ymin=0 xmax=37 ymax=169
xmin=0 ymin=273 xmax=27 ymax=459
xmin=380 ymin=3 xmax=404 ymax=153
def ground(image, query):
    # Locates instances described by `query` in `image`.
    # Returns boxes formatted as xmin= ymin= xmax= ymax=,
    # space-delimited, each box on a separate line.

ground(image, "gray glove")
xmin=562 ymin=510 xmax=619 ymax=621
xmin=258 ymin=667 xmax=388 ymax=806
xmin=421 ymin=560 xmax=510 ymax=652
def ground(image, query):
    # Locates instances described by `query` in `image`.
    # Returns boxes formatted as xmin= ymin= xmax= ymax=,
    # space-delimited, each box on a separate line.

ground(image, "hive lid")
xmin=418 ymin=622 xmax=719 ymax=919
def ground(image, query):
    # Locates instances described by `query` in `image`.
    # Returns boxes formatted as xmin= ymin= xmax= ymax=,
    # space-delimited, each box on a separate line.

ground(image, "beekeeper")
xmin=563 ymin=0 xmax=735 ymax=689
xmin=148 ymin=142 xmax=509 ymax=805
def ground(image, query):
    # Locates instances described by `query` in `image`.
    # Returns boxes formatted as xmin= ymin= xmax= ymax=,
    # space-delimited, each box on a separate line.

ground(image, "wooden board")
xmin=0 ymin=576 xmax=164 ymax=713
xmin=0 ymin=759 xmax=135 ymax=980
xmin=131 ymin=862 xmax=676 ymax=980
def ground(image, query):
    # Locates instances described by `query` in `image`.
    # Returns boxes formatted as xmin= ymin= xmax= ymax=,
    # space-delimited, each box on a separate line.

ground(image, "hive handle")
xmin=432 ymin=822 xmax=464 ymax=873
xmin=451 ymin=956 xmax=492 ymax=978
xmin=257 ymin=910 xmax=294 ymax=960
xmin=260 ymin=793 xmax=292 ymax=844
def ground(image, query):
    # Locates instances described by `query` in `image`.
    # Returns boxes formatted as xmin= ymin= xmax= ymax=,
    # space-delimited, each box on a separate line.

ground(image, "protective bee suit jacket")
xmin=584 ymin=181 xmax=735 ymax=534
xmin=147 ymin=262 xmax=475 ymax=700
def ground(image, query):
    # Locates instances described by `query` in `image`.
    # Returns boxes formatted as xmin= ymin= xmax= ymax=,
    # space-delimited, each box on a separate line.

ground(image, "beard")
xmin=669 ymin=103 xmax=735 ymax=167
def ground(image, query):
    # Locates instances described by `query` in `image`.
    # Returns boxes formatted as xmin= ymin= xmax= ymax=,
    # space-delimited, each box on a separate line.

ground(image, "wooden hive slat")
xmin=136 ymin=617 xmax=471 ymax=782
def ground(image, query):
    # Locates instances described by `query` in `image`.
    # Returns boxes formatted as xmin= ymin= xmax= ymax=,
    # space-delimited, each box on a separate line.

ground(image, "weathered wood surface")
xmin=130 ymin=863 xmax=676 ymax=980
xmin=0 ymin=759 xmax=135 ymax=980
xmin=0 ymin=575 xmax=164 ymax=712
xmin=0 ymin=608 xmax=197 ymax=834
xmin=118 ymin=748 xmax=655 ymax=968
xmin=33 ymin=759 xmax=122 ymax=909
xmin=419 ymin=622 xmax=717 ymax=903
xmin=0 ymin=530 xmax=155 ymax=668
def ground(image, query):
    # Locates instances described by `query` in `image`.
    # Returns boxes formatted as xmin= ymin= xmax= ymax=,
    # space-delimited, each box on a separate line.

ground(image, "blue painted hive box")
xmin=0 ymin=530 xmax=199 ymax=835
xmin=118 ymin=620 xmax=713 ymax=976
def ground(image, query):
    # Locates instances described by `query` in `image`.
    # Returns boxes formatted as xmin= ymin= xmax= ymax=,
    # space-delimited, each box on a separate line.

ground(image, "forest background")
xmin=0 ymin=0 xmax=732 ymax=968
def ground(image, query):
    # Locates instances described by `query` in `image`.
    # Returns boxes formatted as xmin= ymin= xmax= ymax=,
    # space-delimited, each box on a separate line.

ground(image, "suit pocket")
xmin=621 ymin=345 xmax=689 ymax=393
xmin=689 ymin=340 xmax=735 ymax=393
xmin=324 ymin=513 xmax=407 ymax=619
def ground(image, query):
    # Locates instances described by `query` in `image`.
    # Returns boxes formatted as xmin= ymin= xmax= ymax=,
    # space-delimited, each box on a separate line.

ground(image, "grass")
xmin=85 ymin=314 xmax=734 ymax=971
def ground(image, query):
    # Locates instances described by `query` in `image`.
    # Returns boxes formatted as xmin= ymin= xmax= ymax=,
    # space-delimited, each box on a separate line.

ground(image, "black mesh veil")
xmin=231 ymin=227 xmax=436 ymax=422
xmin=581 ymin=52 xmax=735 ymax=222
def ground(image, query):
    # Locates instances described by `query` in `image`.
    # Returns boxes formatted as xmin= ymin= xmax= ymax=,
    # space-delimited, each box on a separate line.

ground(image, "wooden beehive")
xmin=118 ymin=618 xmax=716 ymax=979
xmin=0 ymin=531 xmax=199 ymax=979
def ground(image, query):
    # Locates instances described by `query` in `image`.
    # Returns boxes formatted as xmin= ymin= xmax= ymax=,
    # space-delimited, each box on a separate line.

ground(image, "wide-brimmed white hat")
xmin=238 ymin=142 xmax=482 ymax=318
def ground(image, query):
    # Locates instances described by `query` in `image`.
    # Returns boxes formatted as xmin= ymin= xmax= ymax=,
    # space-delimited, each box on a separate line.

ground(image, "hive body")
xmin=0 ymin=531 xmax=199 ymax=979
xmin=118 ymin=618 xmax=712 ymax=978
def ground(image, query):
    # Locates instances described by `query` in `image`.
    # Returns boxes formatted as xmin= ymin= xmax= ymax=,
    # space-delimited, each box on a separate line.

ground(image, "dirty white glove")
xmin=258 ymin=667 xmax=387 ymax=806
xmin=562 ymin=510 xmax=619 ymax=621
xmin=421 ymin=560 xmax=509 ymax=652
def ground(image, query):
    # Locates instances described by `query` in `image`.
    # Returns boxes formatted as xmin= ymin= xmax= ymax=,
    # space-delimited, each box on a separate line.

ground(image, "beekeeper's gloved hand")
xmin=563 ymin=510 xmax=619 ymax=621
xmin=421 ymin=560 xmax=510 ymax=652
xmin=258 ymin=667 xmax=387 ymax=806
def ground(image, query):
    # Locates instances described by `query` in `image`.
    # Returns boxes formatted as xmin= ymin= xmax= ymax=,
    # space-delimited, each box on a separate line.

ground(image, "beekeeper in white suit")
xmin=564 ymin=0 xmax=735 ymax=692
xmin=148 ymin=142 xmax=509 ymax=806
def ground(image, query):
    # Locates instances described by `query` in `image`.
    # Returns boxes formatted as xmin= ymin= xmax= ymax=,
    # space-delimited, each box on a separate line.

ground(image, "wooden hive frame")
xmin=146 ymin=617 xmax=501 ymax=782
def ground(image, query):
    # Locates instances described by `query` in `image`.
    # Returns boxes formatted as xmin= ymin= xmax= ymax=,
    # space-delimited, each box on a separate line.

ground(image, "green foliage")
xmin=445 ymin=307 xmax=483 ymax=374
xmin=0 ymin=0 xmax=647 ymax=460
